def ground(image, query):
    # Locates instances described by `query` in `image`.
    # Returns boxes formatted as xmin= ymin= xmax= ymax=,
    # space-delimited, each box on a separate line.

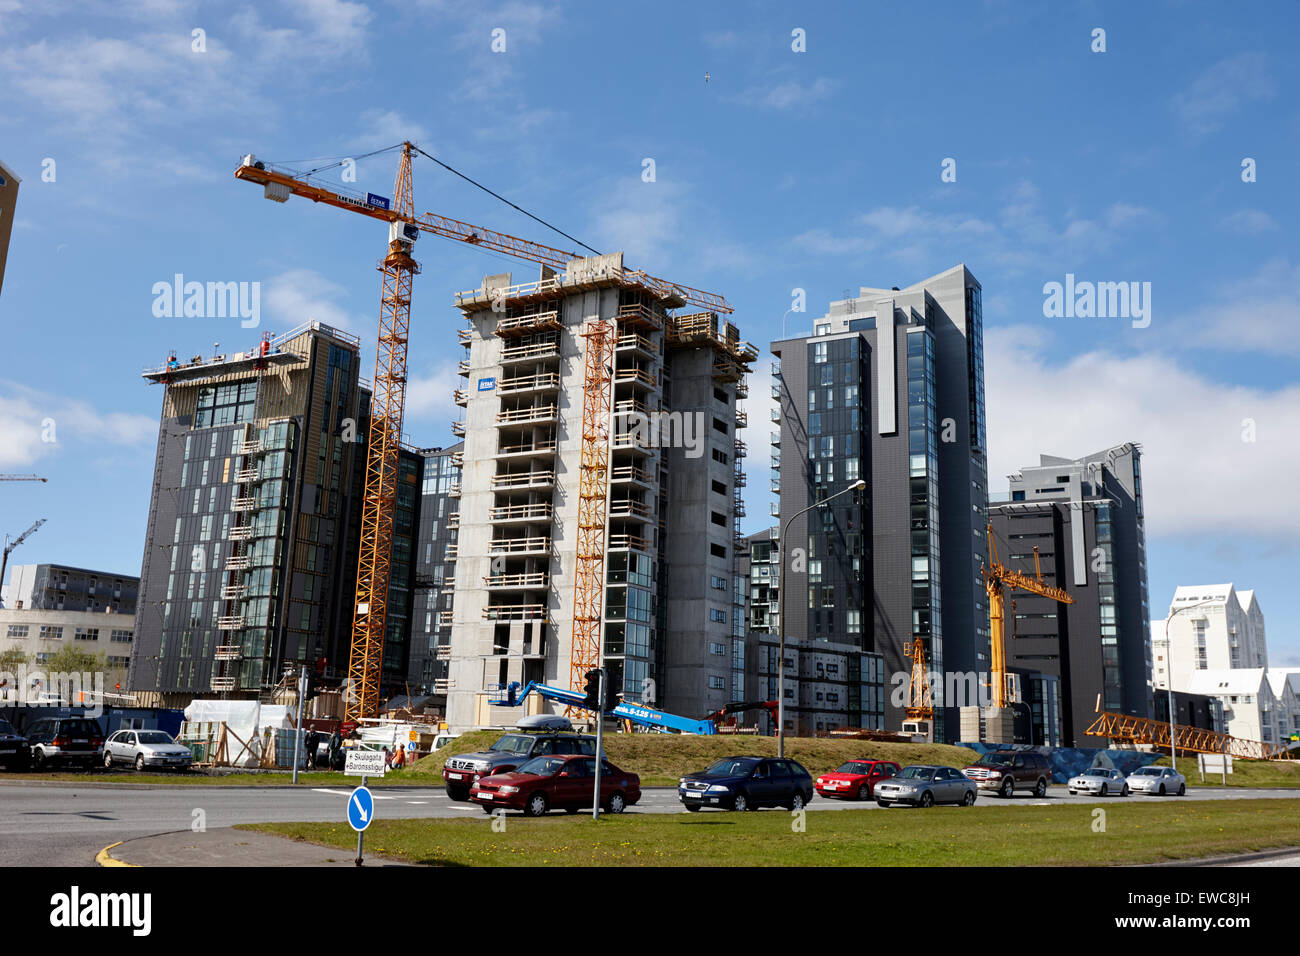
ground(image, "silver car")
xmin=103 ymin=729 xmax=193 ymax=771
xmin=1126 ymin=765 xmax=1186 ymax=796
xmin=1067 ymin=767 xmax=1129 ymax=796
xmin=875 ymin=764 xmax=977 ymax=808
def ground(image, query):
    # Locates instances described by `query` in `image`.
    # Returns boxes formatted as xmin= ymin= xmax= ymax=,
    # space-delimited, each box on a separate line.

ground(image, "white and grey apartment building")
xmin=444 ymin=253 xmax=754 ymax=730
xmin=2 ymin=564 xmax=138 ymax=615
xmin=769 ymin=265 xmax=990 ymax=741
xmin=0 ymin=607 xmax=135 ymax=678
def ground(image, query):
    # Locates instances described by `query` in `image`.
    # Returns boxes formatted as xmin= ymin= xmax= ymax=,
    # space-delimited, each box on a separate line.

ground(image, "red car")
xmin=470 ymin=754 xmax=642 ymax=816
xmin=814 ymin=760 xmax=902 ymax=800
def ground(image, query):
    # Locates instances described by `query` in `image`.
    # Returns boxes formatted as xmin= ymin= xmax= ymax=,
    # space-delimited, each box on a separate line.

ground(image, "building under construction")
xmin=444 ymin=253 xmax=755 ymax=730
xmin=129 ymin=322 xmax=423 ymax=707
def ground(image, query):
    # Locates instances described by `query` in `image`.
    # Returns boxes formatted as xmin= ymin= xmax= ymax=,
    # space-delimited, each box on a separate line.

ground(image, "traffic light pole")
xmin=592 ymin=668 xmax=604 ymax=820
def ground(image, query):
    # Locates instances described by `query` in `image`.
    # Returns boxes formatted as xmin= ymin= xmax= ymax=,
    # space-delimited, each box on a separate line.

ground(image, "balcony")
xmin=447 ymin=512 xmax=460 ymax=529
xmin=498 ymin=371 xmax=560 ymax=395
xmin=612 ymin=431 xmax=656 ymax=452
xmin=487 ymin=536 xmax=552 ymax=556
xmin=735 ymin=380 xmax=748 ymax=399
xmin=449 ymin=481 xmax=462 ymax=497
xmin=210 ymin=676 xmax=237 ymax=691
xmin=228 ymin=525 xmax=255 ymax=541
xmin=454 ymin=388 xmax=468 ymax=406
xmin=234 ymin=468 xmax=259 ymax=483
xmin=237 ymin=440 xmax=262 ymax=455
xmin=608 ymin=533 xmax=651 ymax=553
xmin=450 ymin=451 xmax=464 ymax=467
xmin=495 ymin=404 xmax=557 ymax=427
xmin=734 ymin=471 xmax=747 ymax=487
xmin=458 ymin=327 xmax=473 ymax=345
xmin=439 ymin=610 xmax=454 ymax=626
xmin=613 ymin=366 xmax=655 ymax=389
xmin=445 ymin=543 xmax=459 ymax=561
xmin=613 ymin=397 xmax=653 ymax=418
xmin=482 ymin=604 xmax=548 ymax=622
xmin=735 ymin=410 xmax=748 ymax=429
xmin=458 ymin=359 xmax=470 ymax=375
xmin=494 ymin=311 xmax=562 ymax=337
xmin=608 ymin=499 xmax=652 ymax=521
xmin=452 ymin=420 xmax=466 ymax=437
xmin=615 ymin=332 xmax=657 ymax=357
xmin=216 ymin=615 xmax=245 ymax=630
xmin=495 ymin=438 xmax=558 ymax=459
xmin=214 ymin=645 xmax=242 ymax=661
xmin=483 ymin=572 xmax=549 ymax=590
xmin=490 ymin=470 xmax=555 ymax=490
xmin=436 ymin=645 xmax=452 ymax=661
xmin=616 ymin=302 xmax=664 ymax=330
xmin=501 ymin=339 xmax=560 ymax=364
xmin=226 ymin=555 xmax=251 ymax=571
xmin=610 ymin=464 xmax=653 ymax=487
xmin=220 ymin=584 xmax=245 ymax=600
xmin=489 ymin=502 xmax=553 ymax=523
xmin=231 ymin=497 xmax=257 ymax=512
xmin=734 ymin=439 xmax=747 ymax=458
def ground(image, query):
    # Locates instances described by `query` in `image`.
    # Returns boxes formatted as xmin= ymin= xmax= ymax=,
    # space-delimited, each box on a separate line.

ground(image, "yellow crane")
xmin=235 ymin=143 xmax=730 ymax=723
xmin=983 ymin=522 xmax=1074 ymax=710
xmin=901 ymin=636 xmax=934 ymax=740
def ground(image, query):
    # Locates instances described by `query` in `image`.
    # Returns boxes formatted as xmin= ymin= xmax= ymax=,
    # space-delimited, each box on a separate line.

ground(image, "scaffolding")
xmin=1085 ymin=710 xmax=1285 ymax=760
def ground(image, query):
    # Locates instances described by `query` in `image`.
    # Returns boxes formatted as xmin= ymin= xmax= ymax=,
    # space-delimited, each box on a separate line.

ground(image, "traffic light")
xmin=582 ymin=669 xmax=603 ymax=711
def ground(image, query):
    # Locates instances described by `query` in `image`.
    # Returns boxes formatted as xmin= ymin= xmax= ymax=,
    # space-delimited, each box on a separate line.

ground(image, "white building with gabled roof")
xmin=1152 ymin=584 xmax=1267 ymax=690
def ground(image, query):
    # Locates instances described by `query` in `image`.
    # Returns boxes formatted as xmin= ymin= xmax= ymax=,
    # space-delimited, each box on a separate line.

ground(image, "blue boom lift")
xmin=489 ymin=681 xmax=717 ymax=735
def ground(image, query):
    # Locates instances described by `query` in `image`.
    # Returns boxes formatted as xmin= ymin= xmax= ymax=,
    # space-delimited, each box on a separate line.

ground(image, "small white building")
xmin=1179 ymin=668 xmax=1288 ymax=747
xmin=1152 ymin=584 xmax=1267 ymax=689
xmin=1266 ymin=669 xmax=1300 ymax=747
xmin=0 ymin=607 xmax=134 ymax=688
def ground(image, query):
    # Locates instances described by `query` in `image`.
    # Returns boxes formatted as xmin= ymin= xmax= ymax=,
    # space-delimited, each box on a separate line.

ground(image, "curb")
xmin=1150 ymin=845 xmax=1300 ymax=867
xmin=95 ymin=842 xmax=138 ymax=868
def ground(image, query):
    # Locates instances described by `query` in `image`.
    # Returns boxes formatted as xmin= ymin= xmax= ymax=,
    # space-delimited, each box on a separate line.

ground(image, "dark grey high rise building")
xmin=989 ymin=442 xmax=1154 ymax=745
xmin=411 ymin=442 xmax=463 ymax=700
xmin=770 ymin=265 xmax=990 ymax=741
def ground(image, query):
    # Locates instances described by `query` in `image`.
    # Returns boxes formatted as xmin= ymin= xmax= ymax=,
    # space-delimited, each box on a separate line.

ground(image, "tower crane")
xmin=1 ymin=518 xmax=46 ymax=607
xmin=983 ymin=522 xmax=1074 ymax=711
xmin=901 ymin=636 xmax=934 ymax=740
xmin=0 ymin=475 xmax=47 ymax=482
xmin=235 ymin=143 xmax=731 ymax=723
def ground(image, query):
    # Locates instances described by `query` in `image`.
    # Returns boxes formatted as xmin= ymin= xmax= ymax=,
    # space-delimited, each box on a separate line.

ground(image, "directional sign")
xmin=344 ymin=748 xmax=386 ymax=777
xmin=347 ymin=786 xmax=374 ymax=832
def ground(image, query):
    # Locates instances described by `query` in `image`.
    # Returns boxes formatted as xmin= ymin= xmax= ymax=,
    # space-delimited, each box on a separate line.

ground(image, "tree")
xmin=44 ymin=647 xmax=107 ymax=674
xmin=0 ymin=648 xmax=27 ymax=671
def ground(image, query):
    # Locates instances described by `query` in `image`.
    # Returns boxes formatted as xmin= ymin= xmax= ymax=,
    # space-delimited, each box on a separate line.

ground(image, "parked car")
xmin=1067 ymin=767 xmax=1129 ymax=796
xmin=443 ymin=731 xmax=598 ymax=801
xmin=1127 ymin=765 xmax=1186 ymax=796
xmin=0 ymin=719 xmax=31 ymax=771
xmin=470 ymin=754 xmax=641 ymax=816
xmin=103 ymin=729 xmax=193 ymax=771
xmin=962 ymin=750 xmax=1051 ymax=798
xmin=875 ymin=764 xmax=977 ymax=808
xmin=815 ymin=759 xmax=901 ymax=800
xmin=678 ymin=756 xmax=815 ymax=812
xmin=24 ymin=717 xmax=104 ymax=769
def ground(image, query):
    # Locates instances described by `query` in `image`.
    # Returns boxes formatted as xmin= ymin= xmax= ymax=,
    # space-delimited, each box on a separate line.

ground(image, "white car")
xmin=1067 ymin=767 xmax=1128 ymax=796
xmin=103 ymin=729 xmax=193 ymax=771
xmin=1126 ymin=765 xmax=1186 ymax=796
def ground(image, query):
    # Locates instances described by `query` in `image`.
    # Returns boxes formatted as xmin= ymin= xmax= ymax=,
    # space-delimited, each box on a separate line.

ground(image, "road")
xmin=1 ymin=780 xmax=1298 ymax=866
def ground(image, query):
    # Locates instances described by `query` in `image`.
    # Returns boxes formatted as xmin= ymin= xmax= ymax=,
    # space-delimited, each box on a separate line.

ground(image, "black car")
xmin=0 ymin=719 xmax=31 ymax=771
xmin=678 ymin=756 xmax=815 ymax=812
xmin=24 ymin=716 xmax=104 ymax=769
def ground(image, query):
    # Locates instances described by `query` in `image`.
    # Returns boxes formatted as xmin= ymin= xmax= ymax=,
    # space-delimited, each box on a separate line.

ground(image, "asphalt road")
xmin=1 ymin=779 xmax=1298 ymax=866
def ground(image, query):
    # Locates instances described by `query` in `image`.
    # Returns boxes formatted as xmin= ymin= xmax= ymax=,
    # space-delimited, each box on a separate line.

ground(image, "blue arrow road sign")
xmin=347 ymin=786 xmax=374 ymax=832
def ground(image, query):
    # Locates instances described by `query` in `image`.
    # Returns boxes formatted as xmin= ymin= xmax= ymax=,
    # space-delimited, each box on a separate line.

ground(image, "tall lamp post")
xmin=776 ymin=478 xmax=865 ymax=757
xmin=1161 ymin=598 xmax=1217 ymax=773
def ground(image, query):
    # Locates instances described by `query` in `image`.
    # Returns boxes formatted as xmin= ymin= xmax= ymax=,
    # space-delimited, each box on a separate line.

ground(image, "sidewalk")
xmin=101 ymin=828 xmax=413 ymax=867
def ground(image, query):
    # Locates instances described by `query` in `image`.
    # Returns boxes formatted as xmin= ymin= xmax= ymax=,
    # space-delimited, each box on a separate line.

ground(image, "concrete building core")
xmin=444 ymin=253 xmax=754 ymax=730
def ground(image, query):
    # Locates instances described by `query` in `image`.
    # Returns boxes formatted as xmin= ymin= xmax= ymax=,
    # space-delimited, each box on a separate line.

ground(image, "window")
xmin=710 ymin=608 xmax=727 ymax=623
xmin=712 ymin=448 xmax=728 ymax=465
xmin=708 ymin=675 xmax=726 ymax=689
xmin=709 ymin=642 xmax=726 ymax=656
xmin=711 ymin=479 xmax=726 ymax=496
xmin=711 ymin=511 xmax=726 ymax=527
xmin=710 ymin=544 xmax=726 ymax=559
xmin=74 ymin=627 xmax=100 ymax=641
xmin=6 ymin=624 xmax=29 ymax=638
xmin=712 ymin=417 xmax=728 ymax=435
xmin=813 ymin=341 xmax=828 ymax=363
xmin=40 ymin=625 xmax=63 ymax=640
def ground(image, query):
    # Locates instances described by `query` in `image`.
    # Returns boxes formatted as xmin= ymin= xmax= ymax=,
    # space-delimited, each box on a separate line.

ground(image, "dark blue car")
xmin=678 ymin=756 xmax=815 ymax=812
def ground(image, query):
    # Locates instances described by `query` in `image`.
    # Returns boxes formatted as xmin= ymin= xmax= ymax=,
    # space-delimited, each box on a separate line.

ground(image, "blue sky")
xmin=1 ymin=0 xmax=1297 ymax=664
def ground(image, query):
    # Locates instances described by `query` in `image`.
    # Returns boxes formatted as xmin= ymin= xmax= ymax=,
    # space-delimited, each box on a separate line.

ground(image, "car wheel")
xmin=31 ymin=748 xmax=46 ymax=771
xmin=445 ymin=784 xmax=470 ymax=802
xmin=857 ymin=782 xmax=872 ymax=801
xmin=524 ymin=792 xmax=548 ymax=817
xmin=1000 ymin=776 xmax=1014 ymax=798
xmin=877 ymin=800 xmax=891 ymax=808
xmin=607 ymin=792 xmax=627 ymax=814
xmin=103 ymin=752 xmax=113 ymax=769
xmin=962 ymin=790 xmax=976 ymax=806
xmin=1034 ymin=778 xmax=1048 ymax=798
xmin=919 ymin=791 xmax=934 ymax=808
xmin=788 ymin=792 xmax=805 ymax=812
xmin=1121 ymin=784 xmax=1129 ymax=796
xmin=135 ymin=754 xmax=145 ymax=772
xmin=732 ymin=792 xmax=750 ymax=812
xmin=1158 ymin=784 xmax=1166 ymax=796
xmin=482 ymin=804 xmax=495 ymax=814
xmin=684 ymin=804 xmax=702 ymax=812
xmin=1100 ymin=783 xmax=1108 ymax=796
xmin=1178 ymin=783 xmax=1186 ymax=796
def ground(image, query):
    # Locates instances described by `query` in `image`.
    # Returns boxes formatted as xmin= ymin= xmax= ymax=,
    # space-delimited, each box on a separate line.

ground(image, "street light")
xmin=775 ymin=478 xmax=866 ymax=757
xmin=1161 ymin=598 xmax=1218 ymax=774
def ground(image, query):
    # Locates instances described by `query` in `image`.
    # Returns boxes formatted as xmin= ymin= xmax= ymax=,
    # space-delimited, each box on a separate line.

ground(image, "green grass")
xmin=400 ymin=732 xmax=981 ymax=787
xmin=1149 ymin=756 xmax=1300 ymax=788
xmin=244 ymin=798 xmax=1300 ymax=867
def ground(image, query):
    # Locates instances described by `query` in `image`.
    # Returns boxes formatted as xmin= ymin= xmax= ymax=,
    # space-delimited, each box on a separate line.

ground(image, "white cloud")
xmin=1172 ymin=52 xmax=1274 ymax=135
xmin=403 ymin=358 xmax=462 ymax=441
xmin=0 ymin=383 xmax=155 ymax=468
xmin=1221 ymin=208 xmax=1278 ymax=235
xmin=984 ymin=326 xmax=1300 ymax=538
xmin=737 ymin=76 xmax=837 ymax=111
xmin=1188 ymin=258 xmax=1300 ymax=356
xmin=262 ymin=268 xmax=367 ymax=333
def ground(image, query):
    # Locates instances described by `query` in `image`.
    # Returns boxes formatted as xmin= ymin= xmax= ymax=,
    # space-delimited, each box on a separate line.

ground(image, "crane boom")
xmin=1 ymin=518 xmax=46 ymax=608
xmin=492 ymin=681 xmax=718 ymax=735
xmin=0 ymin=474 xmax=48 ymax=482
xmin=234 ymin=157 xmax=733 ymax=314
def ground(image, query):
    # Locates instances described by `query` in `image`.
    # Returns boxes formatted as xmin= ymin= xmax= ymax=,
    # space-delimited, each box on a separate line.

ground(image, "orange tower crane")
xmin=234 ymin=144 xmax=731 ymax=722
xmin=983 ymin=522 xmax=1074 ymax=709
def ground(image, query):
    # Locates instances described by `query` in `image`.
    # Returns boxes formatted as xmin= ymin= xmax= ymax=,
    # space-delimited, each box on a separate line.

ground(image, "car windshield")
xmin=515 ymin=757 xmax=566 ymax=776
xmin=0 ymin=720 xmax=16 ymax=735
xmin=1083 ymin=769 xmax=1109 ymax=776
xmin=896 ymin=766 xmax=934 ymax=780
xmin=836 ymin=762 xmax=873 ymax=774
xmin=703 ymin=757 xmax=759 ymax=777
xmin=1132 ymin=768 xmax=1160 ymax=776
xmin=61 ymin=721 xmax=97 ymax=735
xmin=979 ymin=753 xmax=1016 ymax=766
xmin=489 ymin=735 xmax=535 ymax=754
xmin=138 ymin=732 xmax=174 ymax=744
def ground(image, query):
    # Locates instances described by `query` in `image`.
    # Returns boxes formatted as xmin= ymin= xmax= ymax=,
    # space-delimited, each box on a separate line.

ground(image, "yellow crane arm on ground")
xmin=983 ymin=522 xmax=1074 ymax=710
